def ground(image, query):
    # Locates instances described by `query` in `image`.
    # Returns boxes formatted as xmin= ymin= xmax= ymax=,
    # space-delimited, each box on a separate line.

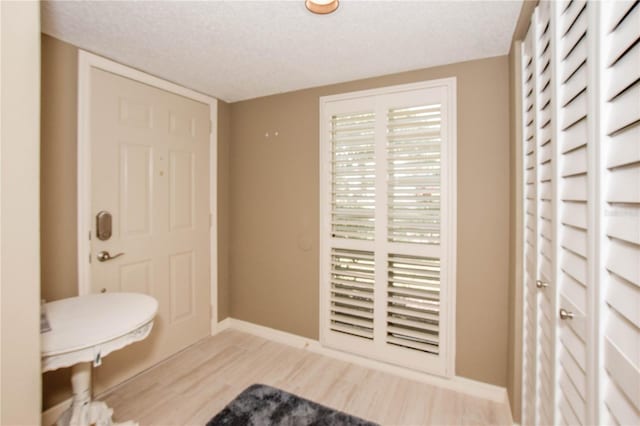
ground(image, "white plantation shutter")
xmin=329 ymin=248 xmax=375 ymax=339
xmin=331 ymin=111 xmax=376 ymax=241
xmin=554 ymin=0 xmax=592 ymax=424
xmin=320 ymin=80 xmax=456 ymax=376
xmin=387 ymin=105 xmax=441 ymax=245
xmin=520 ymin=1 xmax=640 ymax=425
xmin=599 ymin=1 xmax=640 ymax=425
xmin=386 ymin=254 xmax=440 ymax=354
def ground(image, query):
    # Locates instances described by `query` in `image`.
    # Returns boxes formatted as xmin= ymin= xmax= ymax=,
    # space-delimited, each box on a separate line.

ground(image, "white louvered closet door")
xmin=554 ymin=0 xmax=594 ymax=424
xmin=534 ymin=3 xmax=556 ymax=425
xmin=522 ymin=3 xmax=557 ymax=425
xmin=320 ymin=81 xmax=456 ymax=377
xmin=598 ymin=1 xmax=640 ymax=424
xmin=521 ymin=1 xmax=640 ymax=425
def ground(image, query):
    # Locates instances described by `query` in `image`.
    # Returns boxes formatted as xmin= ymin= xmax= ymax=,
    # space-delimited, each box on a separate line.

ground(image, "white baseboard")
xmin=42 ymin=397 xmax=71 ymax=426
xmin=216 ymin=318 xmax=509 ymax=404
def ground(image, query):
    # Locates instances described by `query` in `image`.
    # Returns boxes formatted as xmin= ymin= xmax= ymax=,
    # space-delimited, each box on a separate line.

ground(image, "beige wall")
xmin=217 ymin=100 xmax=231 ymax=320
xmin=42 ymin=35 xmax=517 ymax=408
xmin=39 ymin=35 xmax=233 ymax=409
xmin=0 ymin=1 xmax=43 ymax=424
xmin=229 ymin=56 xmax=512 ymax=387
xmin=41 ymin=36 xmax=79 ymax=303
xmin=40 ymin=34 xmax=79 ymax=410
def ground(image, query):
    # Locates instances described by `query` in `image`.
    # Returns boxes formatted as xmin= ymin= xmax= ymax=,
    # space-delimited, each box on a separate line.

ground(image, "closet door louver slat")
xmin=600 ymin=2 xmax=640 ymax=425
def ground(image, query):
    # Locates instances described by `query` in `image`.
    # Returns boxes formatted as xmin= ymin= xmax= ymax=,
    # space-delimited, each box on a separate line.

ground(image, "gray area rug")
xmin=207 ymin=384 xmax=379 ymax=426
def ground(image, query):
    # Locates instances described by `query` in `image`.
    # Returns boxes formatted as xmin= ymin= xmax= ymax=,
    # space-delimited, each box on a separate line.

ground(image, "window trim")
xmin=318 ymin=78 xmax=457 ymax=377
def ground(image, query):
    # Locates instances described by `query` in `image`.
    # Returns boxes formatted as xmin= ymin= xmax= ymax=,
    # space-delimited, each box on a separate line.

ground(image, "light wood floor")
xmin=100 ymin=329 xmax=511 ymax=425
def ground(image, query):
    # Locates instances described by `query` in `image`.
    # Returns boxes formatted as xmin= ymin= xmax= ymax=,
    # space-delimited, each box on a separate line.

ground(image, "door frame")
xmin=77 ymin=50 xmax=219 ymax=333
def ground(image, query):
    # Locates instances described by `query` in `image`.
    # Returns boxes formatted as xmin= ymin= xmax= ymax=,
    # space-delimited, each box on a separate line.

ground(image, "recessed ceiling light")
xmin=305 ymin=0 xmax=339 ymax=15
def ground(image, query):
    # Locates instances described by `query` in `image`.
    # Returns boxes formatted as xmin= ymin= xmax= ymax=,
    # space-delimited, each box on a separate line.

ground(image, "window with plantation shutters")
xmin=320 ymin=80 xmax=456 ymax=376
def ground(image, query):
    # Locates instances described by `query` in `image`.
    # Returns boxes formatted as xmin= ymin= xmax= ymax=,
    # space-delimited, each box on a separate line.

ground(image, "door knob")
xmin=536 ymin=280 xmax=549 ymax=289
xmin=97 ymin=251 xmax=124 ymax=262
xmin=559 ymin=308 xmax=574 ymax=320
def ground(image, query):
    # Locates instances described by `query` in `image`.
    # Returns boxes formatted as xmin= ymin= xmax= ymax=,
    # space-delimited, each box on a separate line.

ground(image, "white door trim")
xmin=77 ymin=50 xmax=219 ymax=332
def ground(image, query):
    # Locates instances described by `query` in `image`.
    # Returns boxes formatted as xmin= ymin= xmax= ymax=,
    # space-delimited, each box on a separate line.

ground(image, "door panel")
xmin=534 ymin=4 xmax=555 ymax=425
xmin=89 ymin=67 xmax=210 ymax=393
xmin=554 ymin=0 xmax=591 ymax=423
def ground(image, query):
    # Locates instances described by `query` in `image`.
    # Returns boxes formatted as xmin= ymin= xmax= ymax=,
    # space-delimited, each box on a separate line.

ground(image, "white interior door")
xmin=88 ymin=67 xmax=211 ymax=390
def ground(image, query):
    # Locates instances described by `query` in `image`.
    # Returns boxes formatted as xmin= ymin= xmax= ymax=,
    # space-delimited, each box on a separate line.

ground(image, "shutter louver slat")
xmin=331 ymin=112 xmax=376 ymax=241
xmin=329 ymin=248 xmax=374 ymax=340
xmin=386 ymin=254 xmax=440 ymax=355
xmin=387 ymin=104 xmax=441 ymax=245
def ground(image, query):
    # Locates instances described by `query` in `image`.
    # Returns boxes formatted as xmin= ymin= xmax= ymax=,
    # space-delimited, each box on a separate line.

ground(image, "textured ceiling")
xmin=42 ymin=0 xmax=523 ymax=102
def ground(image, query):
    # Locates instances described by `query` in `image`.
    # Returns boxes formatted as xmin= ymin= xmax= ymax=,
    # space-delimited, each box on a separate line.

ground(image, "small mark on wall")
xmin=264 ymin=131 xmax=280 ymax=140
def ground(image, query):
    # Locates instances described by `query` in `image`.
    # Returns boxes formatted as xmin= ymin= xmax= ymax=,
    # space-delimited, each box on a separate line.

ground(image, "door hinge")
xmin=88 ymin=231 xmax=91 ymax=240
xmin=88 ymin=253 xmax=92 ymax=264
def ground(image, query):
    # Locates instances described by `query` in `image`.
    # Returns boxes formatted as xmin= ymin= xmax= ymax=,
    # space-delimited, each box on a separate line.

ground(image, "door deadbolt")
xmin=96 ymin=211 xmax=112 ymax=241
